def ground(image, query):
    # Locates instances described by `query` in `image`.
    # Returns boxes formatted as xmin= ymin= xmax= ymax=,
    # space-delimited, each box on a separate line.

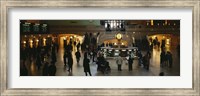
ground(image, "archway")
xmin=58 ymin=34 xmax=83 ymax=49
xmin=148 ymin=34 xmax=180 ymax=51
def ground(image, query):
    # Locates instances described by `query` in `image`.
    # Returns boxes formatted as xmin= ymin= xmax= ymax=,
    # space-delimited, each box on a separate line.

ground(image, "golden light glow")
xmin=116 ymin=33 xmax=122 ymax=40
xmin=36 ymin=39 xmax=39 ymax=42
xmin=153 ymin=36 xmax=156 ymax=39
xmin=63 ymin=37 xmax=66 ymax=40
xmin=114 ymin=43 xmax=117 ymax=45
xmin=121 ymin=42 xmax=124 ymax=45
xmin=150 ymin=20 xmax=154 ymax=26
xmin=43 ymin=38 xmax=46 ymax=46
xmin=23 ymin=41 xmax=26 ymax=44
xmin=165 ymin=20 xmax=167 ymax=25
xmin=47 ymin=35 xmax=50 ymax=37
xmin=166 ymin=39 xmax=170 ymax=45
xmin=162 ymin=36 xmax=165 ymax=39
xmin=30 ymin=40 xmax=33 ymax=43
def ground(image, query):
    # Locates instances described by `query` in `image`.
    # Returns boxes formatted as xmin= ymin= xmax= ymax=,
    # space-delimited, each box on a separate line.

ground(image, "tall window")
xmin=42 ymin=24 xmax=47 ymax=32
xmin=33 ymin=24 xmax=40 ymax=32
xmin=104 ymin=20 xmax=125 ymax=31
xmin=22 ymin=22 xmax=31 ymax=32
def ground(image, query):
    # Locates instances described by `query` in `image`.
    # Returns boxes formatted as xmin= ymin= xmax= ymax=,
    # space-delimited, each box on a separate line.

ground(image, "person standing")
xmin=145 ymin=51 xmax=151 ymax=70
xmin=92 ymin=50 xmax=97 ymax=62
xmin=97 ymin=53 xmax=105 ymax=71
xmin=159 ymin=72 xmax=165 ymax=76
xmin=116 ymin=56 xmax=123 ymax=71
xmin=42 ymin=62 xmax=49 ymax=76
xmin=128 ymin=55 xmax=133 ymax=71
xmin=77 ymin=42 xmax=81 ymax=50
xmin=48 ymin=62 xmax=57 ymax=76
xmin=63 ymin=51 xmax=67 ymax=66
xmin=160 ymin=51 xmax=165 ymax=67
xmin=168 ymin=52 xmax=173 ymax=68
xmin=145 ymin=53 xmax=150 ymax=70
xmin=75 ymin=50 xmax=81 ymax=64
xmin=67 ymin=52 xmax=73 ymax=73
xmin=137 ymin=51 xmax=143 ymax=66
xmin=36 ymin=54 xmax=42 ymax=70
xmin=83 ymin=52 xmax=92 ymax=76
xmin=166 ymin=51 xmax=173 ymax=68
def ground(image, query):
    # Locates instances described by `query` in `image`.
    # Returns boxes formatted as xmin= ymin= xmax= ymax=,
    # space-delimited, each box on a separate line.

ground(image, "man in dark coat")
xmin=83 ymin=52 xmax=92 ymax=76
xmin=160 ymin=51 xmax=165 ymax=67
xmin=77 ymin=42 xmax=81 ymax=50
xmin=168 ymin=53 xmax=173 ymax=68
xmin=43 ymin=62 xmax=49 ymax=76
xmin=36 ymin=54 xmax=42 ymax=70
xmin=63 ymin=51 xmax=67 ymax=66
xmin=75 ymin=50 xmax=81 ymax=64
xmin=166 ymin=51 xmax=173 ymax=68
xmin=67 ymin=52 xmax=73 ymax=73
xmin=48 ymin=62 xmax=56 ymax=76
xmin=128 ymin=55 xmax=133 ymax=71
xmin=137 ymin=51 xmax=142 ymax=66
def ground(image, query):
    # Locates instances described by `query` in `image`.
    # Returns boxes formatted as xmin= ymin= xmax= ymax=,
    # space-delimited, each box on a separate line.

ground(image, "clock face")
xmin=116 ymin=33 xmax=122 ymax=40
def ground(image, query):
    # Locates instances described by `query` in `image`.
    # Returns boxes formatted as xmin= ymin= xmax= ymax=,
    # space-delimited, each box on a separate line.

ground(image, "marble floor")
xmin=23 ymin=46 xmax=180 ymax=76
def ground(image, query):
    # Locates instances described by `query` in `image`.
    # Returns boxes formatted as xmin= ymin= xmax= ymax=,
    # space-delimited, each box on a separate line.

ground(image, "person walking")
xmin=63 ymin=51 xmax=67 ymax=66
xmin=160 ymin=51 xmax=165 ymax=67
xmin=43 ymin=62 xmax=49 ymax=76
xmin=83 ymin=52 xmax=92 ymax=76
xmin=168 ymin=52 xmax=173 ymax=68
xmin=36 ymin=54 xmax=42 ymax=70
xmin=137 ymin=51 xmax=143 ymax=66
xmin=116 ymin=56 xmax=123 ymax=71
xmin=67 ymin=52 xmax=73 ymax=73
xmin=77 ymin=42 xmax=81 ymax=50
xmin=166 ymin=51 xmax=173 ymax=68
xmin=145 ymin=53 xmax=150 ymax=70
xmin=128 ymin=55 xmax=134 ymax=71
xmin=159 ymin=72 xmax=165 ymax=76
xmin=48 ymin=62 xmax=57 ymax=76
xmin=75 ymin=50 xmax=81 ymax=64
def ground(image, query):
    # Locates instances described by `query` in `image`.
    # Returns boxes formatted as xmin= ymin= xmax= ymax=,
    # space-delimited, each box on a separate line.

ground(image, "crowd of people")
xmin=20 ymin=33 xmax=178 ymax=76
xmin=160 ymin=50 xmax=173 ymax=68
xmin=20 ymin=41 xmax=58 ymax=76
xmin=62 ymin=32 xmax=99 ymax=76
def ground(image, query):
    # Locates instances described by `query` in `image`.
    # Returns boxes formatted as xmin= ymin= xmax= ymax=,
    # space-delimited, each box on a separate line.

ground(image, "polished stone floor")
xmin=24 ymin=45 xmax=180 ymax=76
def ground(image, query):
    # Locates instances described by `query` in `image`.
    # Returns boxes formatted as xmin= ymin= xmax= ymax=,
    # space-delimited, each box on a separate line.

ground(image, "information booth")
xmin=100 ymin=47 xmax=138 ymax=58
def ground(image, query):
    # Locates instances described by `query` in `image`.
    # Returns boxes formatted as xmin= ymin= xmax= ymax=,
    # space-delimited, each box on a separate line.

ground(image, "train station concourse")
xmin=20 ymin=20 xmax=180 ymax=76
